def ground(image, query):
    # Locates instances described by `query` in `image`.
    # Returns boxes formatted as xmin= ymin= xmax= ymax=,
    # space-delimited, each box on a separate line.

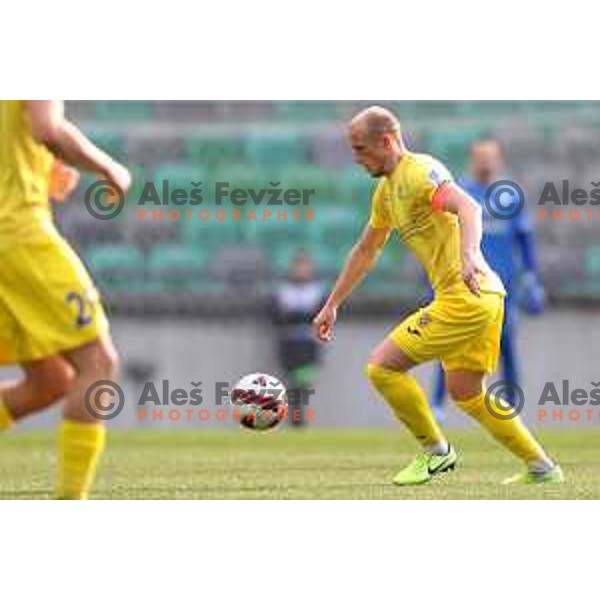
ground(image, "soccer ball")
xmin=230 ymin=373 xmax=288 ymax=431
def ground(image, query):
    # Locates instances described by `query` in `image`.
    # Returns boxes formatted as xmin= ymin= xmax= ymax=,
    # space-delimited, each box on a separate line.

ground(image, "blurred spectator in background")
xmin=431 ymin=138 xmax=545 ymax=419
xmin=271 ymin=252 xmax=326 ymax=427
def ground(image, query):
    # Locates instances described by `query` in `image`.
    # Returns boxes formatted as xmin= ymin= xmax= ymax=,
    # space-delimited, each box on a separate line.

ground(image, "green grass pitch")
xmin=0 ymin=428 xmax=598 ymax=499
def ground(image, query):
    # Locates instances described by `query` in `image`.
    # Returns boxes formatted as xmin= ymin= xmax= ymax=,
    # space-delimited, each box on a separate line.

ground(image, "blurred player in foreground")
xmin=313 ymin=106 xmax=562 ymax=485
xmin=0 ymin=100 xmax=131 ymax=499
xmin=430 ymin=139 xmax=545 ymax=419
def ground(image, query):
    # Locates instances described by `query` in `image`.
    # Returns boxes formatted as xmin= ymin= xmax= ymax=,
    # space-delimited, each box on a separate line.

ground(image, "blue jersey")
xmin=458 ymin=176 xmax=536 ymax=295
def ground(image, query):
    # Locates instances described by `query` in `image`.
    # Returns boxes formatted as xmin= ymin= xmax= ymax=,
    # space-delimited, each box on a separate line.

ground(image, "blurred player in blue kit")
xmin=431 ymin=138 xmax=545 ymax=418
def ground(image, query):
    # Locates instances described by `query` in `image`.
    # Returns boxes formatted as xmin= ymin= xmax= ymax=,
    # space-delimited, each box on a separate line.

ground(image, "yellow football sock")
xmin=57 ymin=420 xmax=106 ymax=500
xmin=0 ymin=396 xmax=15 ymax=431
xmin=456 ymin=392 xmax=550 ymax=466
xmin=366 ymin=364 xmax=447 ymax=451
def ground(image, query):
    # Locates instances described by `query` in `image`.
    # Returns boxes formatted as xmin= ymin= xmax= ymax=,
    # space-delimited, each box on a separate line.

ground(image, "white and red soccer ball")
xmin=230 ymin=373 xmax=288 ymax=431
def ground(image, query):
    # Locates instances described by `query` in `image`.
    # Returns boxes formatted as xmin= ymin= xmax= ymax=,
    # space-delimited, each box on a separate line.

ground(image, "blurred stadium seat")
xmin=95 ymin=101 xmax=152 ymax=122
xmin=245 ymin=130 xmax=309 ymax=167
xmin=87 ymin=130 xmax=126 ymax=161
xmin=273 ymin=101 xmax=338 ymax=122
xmin=283 ymin=165 xmax=338 ymax=205
xmin=424 ymin=126 xmax=488 ymax=172
xmin=147 ymin=243 xmax=207 ymax=292
xmin=152 ymin=163 xmax=207 ymax=192
xmin=86 ymin=243 xmax=145 ymax=292
xmin=185 ymin=132 xmax=245 ymax=168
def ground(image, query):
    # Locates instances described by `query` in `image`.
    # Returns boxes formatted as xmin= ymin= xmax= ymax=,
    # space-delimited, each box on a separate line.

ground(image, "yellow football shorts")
xmin=390 ymin=290 xmax=505 ymax=373
xmin=0 ymin=227 xmax=109 ymax=365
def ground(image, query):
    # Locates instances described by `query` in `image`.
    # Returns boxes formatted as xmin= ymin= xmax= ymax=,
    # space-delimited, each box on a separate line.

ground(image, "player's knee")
xmin=365 ymin=362 xmax=392 ymax=391
xmin=50 ymin=362 xmax=77 ymax=399
xmin=447 ymin=378 xmax=483 ymax=402
xmin=63 ymin=337 xmax=120 ymax=385
xmin=365 ymin=362 xmax=379 ymax=384
xmin=367 ymin=340 xmax=414 ymax=373
xmin=29 ymin=359 xmax=76 ymax=403
xmin=97 ymin=342 xmax=120 ymax=380
xmin=84 ymin=339 xmax=120 ymax=380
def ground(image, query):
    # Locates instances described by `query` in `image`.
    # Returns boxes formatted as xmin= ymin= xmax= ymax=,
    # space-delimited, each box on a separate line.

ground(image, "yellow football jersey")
xmin=0 ymin=100 xmax=54 ymax=246
xmin=369 ymin=152 xmax=505 ymax=296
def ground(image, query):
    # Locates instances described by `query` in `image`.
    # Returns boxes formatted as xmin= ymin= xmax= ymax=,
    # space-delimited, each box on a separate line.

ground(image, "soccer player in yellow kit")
xmin=313 ymin=106 xmax=563 ymax=485
xmin=0 ymin=100 xmax=131 ymax=498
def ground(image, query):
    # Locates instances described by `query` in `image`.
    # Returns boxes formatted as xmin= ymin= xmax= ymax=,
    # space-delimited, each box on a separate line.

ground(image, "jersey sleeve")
xmin=368 ymin=179 xmax=392 ymax=229
xmin=411 ymin=157 xmax=454 ymax=207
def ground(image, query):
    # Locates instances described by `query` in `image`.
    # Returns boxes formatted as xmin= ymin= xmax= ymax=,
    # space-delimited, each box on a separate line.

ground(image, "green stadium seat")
xmin=563 ymin=244 xmax=600 ymax=298
xmin=455 ymin=101 xmax=526 ymax=118
xmin=362 ymin=240 xmax=418 ymax=298
xmin=213 ymin=164 xmax=300 ymax=218
xmin=282 ymin=166 xmax=338 ymax=206
xmin=309 ymin=206 xmax=361 ymax=246
xmin=584 ymin=244 xmax=600 ymax=276
xmin=403 ymin=101 xmax=460 ymax=120
xmin=153 ymin=163 xmax=206 ymax=183
xmin=125 ymin=164 xmax=149 ymax=206
xmin=95 ymin=101 xmax=152 ymax=122
xmin=88 ymin=130 xmax=126 ymax=162
xmin=389 ymin=101 xmax=421 ymax=120
xmin=181 ymin=210 xmax=245 ymax=248
xmin=245 ymin=131 xmax=309 ymax=167
xmin=212 ymin=164 xmax=349 ymax=212
xmin=152 ymin=164 xmax=207 ymax=191
xmin=336 ymin=168 xmax=376 ymax=205
xmin=576 ymin=101 xmax=600 ymax=123
xmin=424 ymin=127 xmax=487 ymax=172
xmin=143 ymin=164 xmax=207 ymax=221
xmin=271 ymin=235 xmax=409 ymax=284
xmin=185 ymin=133 xmax=245 ymax=168
xmin=273 ymin=101 xmax=338 ymax=122
xmin=85 ymin=243 xmax=144 ymax=291
xmin=148 ymin=243 xmax=206 ymax=268
xmin=314 ymin=243 xmax=347 ymax=276
xmin=247 ymin=211 xmax=309 ymax=249
xmin=147 ymin=243 xmax=207 ymax=291
xmin=211 ymin=165 xmax=280 ymax=225
xmin=214 ymin=165 xmax=267 ymax=191
xmin=363 ymin=273 xmax=418 ymax=299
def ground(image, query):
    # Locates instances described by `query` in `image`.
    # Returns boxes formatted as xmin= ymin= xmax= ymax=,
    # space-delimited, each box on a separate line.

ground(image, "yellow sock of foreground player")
xmin=366 ymin=364 xmax=447 ymax=450
xmin=0 ymin=396 xmax=14 ymax=431
xmin=57 ymin=420 xmax=106 ymax=500
xmin=456 ymin=392 xmax=549 ymax=465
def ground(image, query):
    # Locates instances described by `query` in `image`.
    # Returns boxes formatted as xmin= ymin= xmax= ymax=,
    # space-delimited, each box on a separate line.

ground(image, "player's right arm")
xmin=313 ymin=223 xmax=390 ymax=342
xmin=25 ymin=100 xmax=131 ymax=193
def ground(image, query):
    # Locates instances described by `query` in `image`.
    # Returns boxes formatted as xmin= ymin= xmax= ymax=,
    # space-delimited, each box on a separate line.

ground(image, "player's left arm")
xmin=433 ymin=182 xmax=485 ymax=295
xmin=26 ymin=100 xmax=131 ymax=194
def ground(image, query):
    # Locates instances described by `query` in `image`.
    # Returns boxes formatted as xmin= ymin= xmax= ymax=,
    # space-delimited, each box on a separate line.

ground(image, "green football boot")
xmin=502 ymin=464 xmax=564 ymax=485
xmin=392 ymin=445 xmax=458 ymax=486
